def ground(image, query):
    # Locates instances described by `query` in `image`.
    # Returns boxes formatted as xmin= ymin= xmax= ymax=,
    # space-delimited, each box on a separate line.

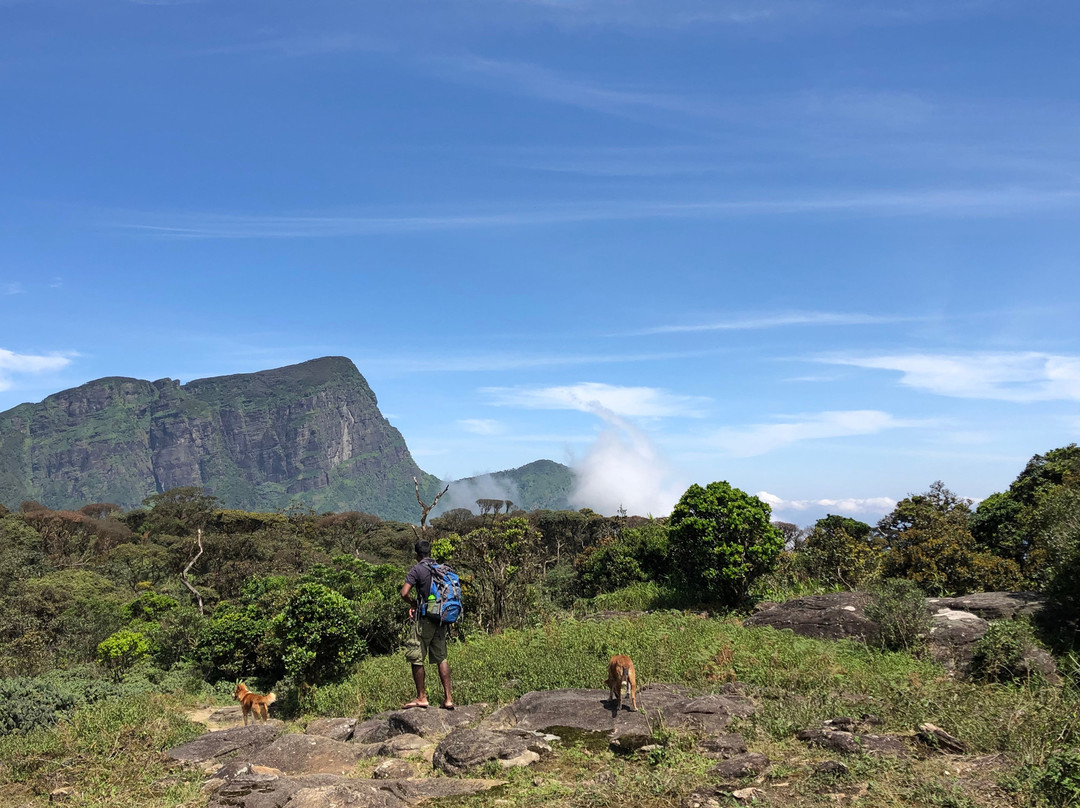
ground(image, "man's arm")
xmin=401 ymin=582 xmax=417 ymax=619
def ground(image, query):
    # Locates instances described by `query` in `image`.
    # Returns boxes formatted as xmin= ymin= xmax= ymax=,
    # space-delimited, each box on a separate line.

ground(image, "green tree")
xmin=971 ymin=444 xmax=1080 ymax=584
xmin=878 ymin=482 xmax=1023 ymax=595
xmin=271 ymin=583 xmax=366 ymax=687
xmin=142 ymin=487 xmax=220 ymax=538
xmin=440 ymin=516 xmax=544 ymax=631
xmin=301 ymin=558 xmax=404 ymax=655
xmin=668 ymin=481 xmax=784 ymax=607
xmin=803 ymin=514 xmax=880 ymax=589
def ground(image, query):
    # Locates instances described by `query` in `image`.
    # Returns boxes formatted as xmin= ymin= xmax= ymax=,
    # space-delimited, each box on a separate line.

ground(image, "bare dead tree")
xmin=181 ymin=527 xmax=205 ymax=616
xmin=413 ymin=476 xmax=450 ymax=538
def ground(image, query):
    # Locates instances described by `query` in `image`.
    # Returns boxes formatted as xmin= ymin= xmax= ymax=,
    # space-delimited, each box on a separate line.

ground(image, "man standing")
xmin=400 ymin=539 xmax=453 ymax=709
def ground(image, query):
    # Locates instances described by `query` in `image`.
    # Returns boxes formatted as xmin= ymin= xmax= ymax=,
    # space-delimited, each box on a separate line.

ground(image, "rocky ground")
xmin=170 ymin=681 xmax=985 ymax=808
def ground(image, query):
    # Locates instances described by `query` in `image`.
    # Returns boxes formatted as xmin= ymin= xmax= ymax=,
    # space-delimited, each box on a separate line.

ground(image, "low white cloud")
xmin=0 ymin=349 xmax=72 ymax=392
xmin=707 ymin=410 xmax=922 ymax=457
xmin=458 ymin=418 xmax=505 ymax=436
xmin=435 ymin=474 xmax=523 ymax=516
xmin=824 ymin=352 xmax=1080 ymax=402
xmin=569 ymin=409 xmax=687 ymax=517
xmin=483 ymin=382 xmax=710 ymax=418
xmin=757 ymin=491 xmax=898 ymax=517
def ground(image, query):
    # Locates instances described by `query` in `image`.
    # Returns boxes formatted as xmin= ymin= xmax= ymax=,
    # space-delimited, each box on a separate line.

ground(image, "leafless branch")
xmin=181 ymin=527 xmax=205 ymax=616
xmin=414 ymin=476 xmax=450 ymax=530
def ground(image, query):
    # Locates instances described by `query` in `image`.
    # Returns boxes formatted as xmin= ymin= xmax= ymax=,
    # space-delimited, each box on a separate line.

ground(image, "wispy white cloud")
xmin=633 ymin=310 xmax=917 ymax=335
xmin=822 ymin=351 xmax=1080 ymax=402
xmin=111 ymin=187 xmax=1080 ymax=239
xmin=458 ymin=418 xmax=505 ymax=436
xmin=757 ymin=490 xmax=898 ymax=517
xmin=484 ymin=382 xmax=711 ymax=418
xmin=407 ymin=0 xmax=1008 ymax=31
xmin=355 ymin=347 xmax=722 ymax=374
xmin=2 ymin=283 xmax=23 ymax=295
xmin=0 ymin=349 xmax=73 ymax=392
xmin=707 ymin=409 xmax=927 ymax=456
xmin=205 ymin=32 xmax=390 ymax=58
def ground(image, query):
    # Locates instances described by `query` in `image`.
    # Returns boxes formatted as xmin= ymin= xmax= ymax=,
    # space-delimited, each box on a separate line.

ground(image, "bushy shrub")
xmin=271 ymin=583 xmax=366 ymax=686
xmin=196 ymin=605 xmax=277 ymax=682
xmin=0 ymin=677 xmax=76 ymax=736
xmin=865 ymin=578 xmax=931 ymax=653
xmin=1040 ymin=747 xmax=1080 ymax=807
xmin=96 ymin=630 xmax=152 ymax=682
xmin=970 ymin=620 xmax=1047 ymax=684
xmin=123 ymin=592 xmax=179 ymax=622
xmin=576 ymin=522 xmax=671 ymax=597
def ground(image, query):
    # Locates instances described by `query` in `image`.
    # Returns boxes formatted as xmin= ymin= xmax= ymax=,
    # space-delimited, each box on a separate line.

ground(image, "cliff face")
xmin=0 ymin=357 xmax=441 ymax=522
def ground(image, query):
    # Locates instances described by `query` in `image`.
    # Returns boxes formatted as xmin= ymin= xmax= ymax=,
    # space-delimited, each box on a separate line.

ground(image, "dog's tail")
xmin=264 ymin=692 xmax=277 ymax=705
xmin=621 ymin=667 xmax=630 ymax=686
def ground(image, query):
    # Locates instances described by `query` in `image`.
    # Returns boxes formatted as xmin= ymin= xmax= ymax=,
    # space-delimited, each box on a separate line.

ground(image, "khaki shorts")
xmin=405 ymin=617 xmax=448 ymax=666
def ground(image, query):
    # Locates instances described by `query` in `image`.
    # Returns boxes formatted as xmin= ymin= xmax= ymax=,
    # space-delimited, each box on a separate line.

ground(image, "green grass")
xmin=0 ymin=692 xmax=205 ymax=807
xmin=3 ymin=612 xmax=1077 ymax=808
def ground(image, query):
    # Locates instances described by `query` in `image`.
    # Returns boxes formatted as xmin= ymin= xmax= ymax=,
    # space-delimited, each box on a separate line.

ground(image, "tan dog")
xmin=605 ymin=654 xmax=638 ymax=711
xmin=234 ymin=682 xmax=276 ymax=725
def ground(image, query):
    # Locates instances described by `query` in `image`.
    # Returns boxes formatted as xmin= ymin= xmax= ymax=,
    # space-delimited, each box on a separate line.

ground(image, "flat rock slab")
xmin=207 ymin=773 xmax=502 ymax=808
xmin=695 ymin=734 xmax=748 ymax=759
xmin=797 ymin=728 xmax=910 ymax=757
xmin=926 ymin=592 xmax=1045 ymax=621
xmin=250 ymin=733 xmax=366 ymax=775
xmin=711 ymin=753 xmax=770 ymax=779
xmin=167 ymin=724 xmax=282 ymax=763
xmin=479 ymin=688 xmax=620 ymax=733
xmin=305 ymin=717 xmax=357 ymax=741
xmin=352 ymin=717 xmax=395 ymax=745
xmin=743 ymin=592 xmax=876 ymax=642
xmin=433 ymin=728 xmax=553 ymax=775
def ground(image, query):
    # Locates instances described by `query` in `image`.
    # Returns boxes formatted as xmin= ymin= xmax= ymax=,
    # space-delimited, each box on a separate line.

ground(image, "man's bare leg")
xmin=405 ymin=664 xmax=429 ymax=707
xmin=437 ymin=660 xmax=452 ymax=708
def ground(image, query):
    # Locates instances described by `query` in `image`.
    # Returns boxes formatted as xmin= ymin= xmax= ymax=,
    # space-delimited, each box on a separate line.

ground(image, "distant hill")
xmin=434 ymin=459 xmax=576 ymax=515
xmin=0 ymin=357 xmax=445 ymax=522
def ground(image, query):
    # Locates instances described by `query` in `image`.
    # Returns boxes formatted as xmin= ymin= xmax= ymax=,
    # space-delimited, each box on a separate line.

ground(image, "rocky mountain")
xmin=0 ymin=357 xmax=447 ymax=522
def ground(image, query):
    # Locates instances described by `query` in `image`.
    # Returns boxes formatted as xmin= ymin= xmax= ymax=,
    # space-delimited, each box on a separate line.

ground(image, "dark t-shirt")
xmin=405 ymin=558 xmax=435 ymax=602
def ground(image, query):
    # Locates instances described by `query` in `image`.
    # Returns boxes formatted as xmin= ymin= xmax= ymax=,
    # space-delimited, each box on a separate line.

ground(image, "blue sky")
xmin=2 ymin=0 xmax=1078 ymax=525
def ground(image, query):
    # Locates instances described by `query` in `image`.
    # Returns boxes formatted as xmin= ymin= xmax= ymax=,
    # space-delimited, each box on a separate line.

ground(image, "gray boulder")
xmin=796 ymin=727 xmax=909 ymax=757
xmin=386 ymin=703 xmax=487 ymax=738
xmin=305 ymin=717 xmax=357 ymax=741
xmin=432 ymin=728 xmax=553 ymax=775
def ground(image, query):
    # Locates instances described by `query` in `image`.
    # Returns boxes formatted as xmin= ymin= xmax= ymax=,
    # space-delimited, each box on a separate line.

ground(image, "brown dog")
xmin=234 ymin=682 xmax=276 ymax=725
xmin=605 ymin=654 xmax=638 ymax=711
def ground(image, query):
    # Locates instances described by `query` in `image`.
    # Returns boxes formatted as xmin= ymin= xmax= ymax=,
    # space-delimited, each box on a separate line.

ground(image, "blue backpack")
xmin=422 ymin=561 xmax=462 ymax=624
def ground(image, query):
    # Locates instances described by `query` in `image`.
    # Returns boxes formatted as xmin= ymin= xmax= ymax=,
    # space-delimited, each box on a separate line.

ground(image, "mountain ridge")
xmin=0 ymin=357 xmax=573 ymax=521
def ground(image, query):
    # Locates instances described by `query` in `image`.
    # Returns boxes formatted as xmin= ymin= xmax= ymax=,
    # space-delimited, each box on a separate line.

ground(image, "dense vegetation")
xmin=0 ymin=444 xmax=1078 ymax=807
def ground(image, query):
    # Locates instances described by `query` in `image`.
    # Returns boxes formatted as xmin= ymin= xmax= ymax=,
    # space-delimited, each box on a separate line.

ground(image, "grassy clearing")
xmin=2 ymin=612 xmax=1076 ymax=807
xmin=0 ymin=693 xmax=205 ymax=808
